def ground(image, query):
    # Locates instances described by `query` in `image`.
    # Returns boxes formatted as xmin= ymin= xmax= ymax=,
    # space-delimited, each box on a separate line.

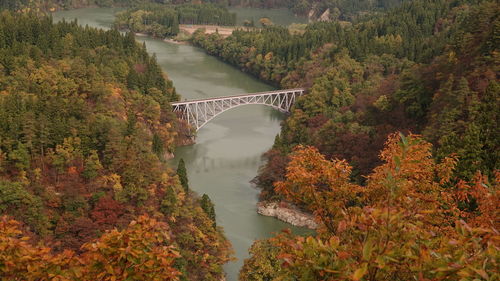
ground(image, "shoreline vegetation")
xmin=134 ymin=24 xmax=241 ymax=43
xmin=112 ymin=3 xmax=308 ymax=42
xmin=0 ymin=9 xmax=231 ymax=281
xmin=114 ymin=3 xmax=237 ymax=38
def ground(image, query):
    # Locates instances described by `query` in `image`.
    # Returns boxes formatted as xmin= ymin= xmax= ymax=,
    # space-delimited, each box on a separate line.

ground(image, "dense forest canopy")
xmin=0 ymin=0 xmax=497 ymax=279
xmin=192 ymin=0 xmax=499 ymax=195
xmin=1 ymin=0 xmax=409 ymax=21
xmin=191 ymin=1 xmax=499 ymax=277
xmin=114 ymin=3 xmax=237 ymax=37
xmin=0 ymin=11 xmax=230 ymax=280
xmin=229 ymin=0 xmax=410 ymax=20
xmin=0 ymin=0 xmax=168 ymax=11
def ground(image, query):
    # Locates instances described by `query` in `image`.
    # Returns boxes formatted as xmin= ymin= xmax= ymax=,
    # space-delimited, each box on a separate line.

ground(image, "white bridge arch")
xmin=171 ymin=88 xmax=305 ymax=131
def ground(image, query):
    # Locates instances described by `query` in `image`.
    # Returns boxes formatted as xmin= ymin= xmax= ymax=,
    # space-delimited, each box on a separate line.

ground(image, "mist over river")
xmin=53 ymin=8 xmax=310 ymax=280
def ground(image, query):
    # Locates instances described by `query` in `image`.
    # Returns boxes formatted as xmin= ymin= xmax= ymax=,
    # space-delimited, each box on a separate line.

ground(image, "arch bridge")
xmin=171 ymin=88 xmax=305 ymax=131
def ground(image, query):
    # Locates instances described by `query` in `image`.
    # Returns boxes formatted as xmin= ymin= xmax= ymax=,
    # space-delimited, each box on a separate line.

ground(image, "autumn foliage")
xmin=0 ymin=215 xmax=181 ymax=281
xmin=241 ymin=133 xmax=499 ymax=280
xmin=0 ymin=12 xmax=231 ymax=281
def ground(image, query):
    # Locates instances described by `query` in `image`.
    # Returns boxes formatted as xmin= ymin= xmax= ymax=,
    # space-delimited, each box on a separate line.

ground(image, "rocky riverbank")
xmin=257 ymin=201 xmax=317 ymax=229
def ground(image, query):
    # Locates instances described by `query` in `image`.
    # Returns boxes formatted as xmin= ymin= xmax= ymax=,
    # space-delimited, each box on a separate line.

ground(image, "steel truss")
xmin=171 ymin=88 xmax=305 ymax=131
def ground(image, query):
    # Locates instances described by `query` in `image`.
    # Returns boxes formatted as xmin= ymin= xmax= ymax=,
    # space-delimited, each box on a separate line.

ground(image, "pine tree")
xmin=177 ymin=158 xmax=189 ymax=192
xmin=82 ymin=150 xmax=103 ymax=180
xmin=200 ymin=194 xmax=216 ymax=227
xmin=152 ymin=133 xmax=164 ymax=159
xmin=476 ymin=82 xmax=500 ymax=178
xmin=160 ymin=186 xmax=177 ymax=215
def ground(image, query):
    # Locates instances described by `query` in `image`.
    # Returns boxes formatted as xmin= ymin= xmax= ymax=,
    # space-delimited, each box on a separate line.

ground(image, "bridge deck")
xmin=171 ymin=88 xmax=305 ymax=131
xmin=171 ymin=88 xmax=305 ymax=105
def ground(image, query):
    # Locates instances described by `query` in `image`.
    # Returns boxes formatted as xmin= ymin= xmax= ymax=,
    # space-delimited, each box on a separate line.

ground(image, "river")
xmin=53 ymin=8 xmax=310 ymax=281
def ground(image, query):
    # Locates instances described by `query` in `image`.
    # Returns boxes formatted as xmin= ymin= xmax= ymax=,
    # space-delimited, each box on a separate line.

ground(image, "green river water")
xmin=53 ymin=8 xmax=310 ymax=280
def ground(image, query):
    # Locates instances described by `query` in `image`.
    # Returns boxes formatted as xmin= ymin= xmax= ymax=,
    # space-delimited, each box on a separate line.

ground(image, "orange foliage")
xmin=81 ymin=215 xmax=180 ymax=281
xmin=0 ymin=215 xmax=181 ymax=281
xmin=0 ymin=217 xmax=78 ymax=280
xmin=270 ymin=133 xmax=498 ymax=280
xmin=453 ymin=171 xmax=500 ymax=228
xmin=275 ymin=145 xmax=360 ymax=233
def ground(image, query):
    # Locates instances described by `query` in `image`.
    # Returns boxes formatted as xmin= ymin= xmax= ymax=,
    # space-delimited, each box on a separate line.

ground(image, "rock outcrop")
xmin=257 ymin=201 xmax=317 ymax=229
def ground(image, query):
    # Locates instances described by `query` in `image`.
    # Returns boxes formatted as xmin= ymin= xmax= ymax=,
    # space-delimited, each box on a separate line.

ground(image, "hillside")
xmin=0 ymin=0 xmax=497 ymax=280
xmin=186 ymin=1 xmax=500 ymax=279
xmin=192 ymin=0 xmax=499 ymax=199
xmin=114 ymin=3 xmax=237 ymax=38
xmin=0 ymin=11 xmax=231 ymax=280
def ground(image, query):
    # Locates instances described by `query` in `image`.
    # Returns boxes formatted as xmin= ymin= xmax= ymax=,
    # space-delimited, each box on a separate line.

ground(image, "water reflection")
xmin=53 ymin=8 xmax=309 ymax=281
xmin=192 ymin=155 xmax=261 ymax=173
xmin=268 ymin=107 xmax=286 ymax=121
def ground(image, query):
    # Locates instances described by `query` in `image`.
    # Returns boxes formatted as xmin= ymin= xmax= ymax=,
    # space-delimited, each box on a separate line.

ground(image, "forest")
xmin=0 ymin=0 xmax=167 ymax=11
xmin=0 ymin=0 xmax=406 ymax=21
xmin=190 ymin=0 xmax=499 ymax=278
xmin=240 ymin=133 xmax=498 ymax=280
xmin=192 ymin=0 xmax=498 ymax=193
xmin=227 ymin=0 xmax=409 ymax=20
xmin=114 ymin=3 xmax=237 ymax=37
xmin=0 ymin=11 xmax=231 ymax=280
xmin=0 ymin=0 xmax=498 ymax=279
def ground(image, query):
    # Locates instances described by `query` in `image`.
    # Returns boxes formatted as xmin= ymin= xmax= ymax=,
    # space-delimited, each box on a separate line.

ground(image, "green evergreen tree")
xmin=177 ymin=158 xmax=189 ymax=192
xmin=160 ymin=186 xmax=177 ymax=215
xmin=152 ymin=133 xmax=164 ymax=159
xmin=476 ymin=82 xmax=500 ymax=178
xmin=200 ymin=193 xmax=216 ymax=227
xmin=82 ymin=150 xmax=103 ymax=180
xmin=8 ymin=142 xmax=30 ymax=171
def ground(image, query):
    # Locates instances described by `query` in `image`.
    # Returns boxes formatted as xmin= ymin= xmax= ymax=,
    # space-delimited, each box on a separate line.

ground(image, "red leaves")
xmin=337 ymin=220 xmax=347 ymax=233
xmin=90 ymin=197 xmax=124 ymax=227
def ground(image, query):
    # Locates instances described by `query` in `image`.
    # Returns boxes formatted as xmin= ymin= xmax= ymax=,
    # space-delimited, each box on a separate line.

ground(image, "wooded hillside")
xmin=0 ymin=11 xmax=231 ymax=280
xmin=114 ymin=3 xmax=237 ymax=38
xmin=192 ymin=0 xmax=499 ymax=199
xmin=189 ymin=1 xmax=499 ymax=279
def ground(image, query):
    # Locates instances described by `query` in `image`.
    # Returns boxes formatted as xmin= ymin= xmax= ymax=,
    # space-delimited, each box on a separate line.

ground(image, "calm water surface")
xmin=53 ymin=8 xmax=310 ymax=280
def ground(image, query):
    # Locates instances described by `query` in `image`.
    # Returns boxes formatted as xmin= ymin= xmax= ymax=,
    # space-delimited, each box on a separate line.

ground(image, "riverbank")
xmin=180 ymin=24 xmax=238 ymax=38
xmin=52 ymin=8 xmax=313 ymax=280
xmin=257 ymin=201 xmax=317 ymax=229
xmin=163 ymin=38 xmax=189 ymax=45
